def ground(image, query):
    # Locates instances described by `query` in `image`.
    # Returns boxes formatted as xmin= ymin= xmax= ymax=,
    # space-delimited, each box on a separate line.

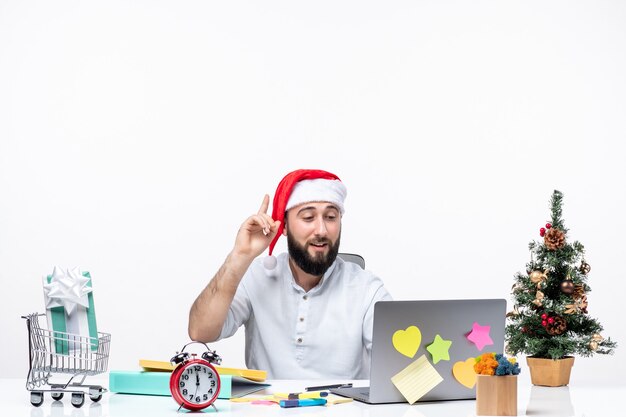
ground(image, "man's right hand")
xmin=189 ymin=194 xmax=280 ymax=343
xmin=232 ymin=194 xmax=281 ymax=261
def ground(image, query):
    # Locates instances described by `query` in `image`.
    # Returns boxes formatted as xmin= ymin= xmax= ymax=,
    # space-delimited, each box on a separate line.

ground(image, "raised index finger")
xmin=258 ymin=194 xmax=271 ymax=215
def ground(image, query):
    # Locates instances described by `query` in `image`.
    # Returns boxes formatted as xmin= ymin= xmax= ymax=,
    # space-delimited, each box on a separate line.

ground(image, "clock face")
xmin=177 ymin=363 xmax=219 ymax=406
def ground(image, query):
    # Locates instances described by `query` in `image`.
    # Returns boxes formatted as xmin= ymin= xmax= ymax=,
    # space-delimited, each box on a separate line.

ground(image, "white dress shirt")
xmin=218 ymin=253 xmax=392 ymax=379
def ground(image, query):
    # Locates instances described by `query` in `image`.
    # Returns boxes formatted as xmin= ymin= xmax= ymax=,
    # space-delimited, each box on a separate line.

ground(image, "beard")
xmin=287 ymin=230 xmax=341 ymax=276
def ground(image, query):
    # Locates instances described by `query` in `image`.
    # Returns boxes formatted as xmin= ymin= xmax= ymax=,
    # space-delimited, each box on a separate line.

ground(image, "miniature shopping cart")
xmin=22 ymin=313 xmax=111 ymax=408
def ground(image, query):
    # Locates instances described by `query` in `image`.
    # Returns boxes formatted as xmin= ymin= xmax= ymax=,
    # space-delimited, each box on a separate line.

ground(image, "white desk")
xmin=1 ymin=377 xmax=624 ymax=417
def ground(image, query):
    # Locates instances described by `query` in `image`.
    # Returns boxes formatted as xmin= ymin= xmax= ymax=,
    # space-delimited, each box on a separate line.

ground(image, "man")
xmin=188 ymin=169 xmax=392 ymax=379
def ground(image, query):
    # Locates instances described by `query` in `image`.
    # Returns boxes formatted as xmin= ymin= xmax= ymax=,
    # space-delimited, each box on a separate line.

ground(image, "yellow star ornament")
xmin=426 ymin=334 xmax=452 ymax=364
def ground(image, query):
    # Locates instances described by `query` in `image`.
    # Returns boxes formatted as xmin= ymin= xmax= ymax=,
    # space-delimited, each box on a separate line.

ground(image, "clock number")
xmin=182 ymin=374 xmax=189 ymax=380
xmin=187 ymin=368 xmax=193 ymax=374
xmin=203 ymin=394 xmax=208 ymax=401
xmin=189 ymin=394 xmax=193 ymax=401
xmin=211 ymin=380 xmax=215 ymax=387
xmin=208 ymin=372 xmax=213 ymax=378
xmin=182 ymin=389 xmax=188 ymax=395
xmin=194 ymin=365 xmax=201 ymax=372
xmin=208 ymin=388 xmax=213 ymax=394
xmin=195 ymin=396 xmax=201 ymax=403
xmin=179 ymin=381 xmax=185 ymax=387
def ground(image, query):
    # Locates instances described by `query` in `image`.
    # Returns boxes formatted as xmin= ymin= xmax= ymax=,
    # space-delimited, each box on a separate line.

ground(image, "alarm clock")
xmin=169 ymin=341 xmax=222 ymax=411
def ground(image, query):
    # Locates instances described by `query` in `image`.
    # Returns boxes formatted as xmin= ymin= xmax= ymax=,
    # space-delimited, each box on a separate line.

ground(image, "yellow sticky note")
xmin=324 ymin=394 xmax=354 ymax=406
xmin=392 ymin=326 xmax=422 ymax=358
xmin=391 ymin=354 xmax=443 ymax=404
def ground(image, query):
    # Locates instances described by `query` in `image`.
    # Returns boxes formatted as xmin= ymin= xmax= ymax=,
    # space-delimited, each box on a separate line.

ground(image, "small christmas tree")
xmin=506 ymin=190 xmax=616 ymax=359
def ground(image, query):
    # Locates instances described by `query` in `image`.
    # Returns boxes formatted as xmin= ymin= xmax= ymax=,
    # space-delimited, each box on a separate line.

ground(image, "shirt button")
xmin=303 ymin=295 xmax=308 ymax=300
xmin=299 ymin=317 xmax=304 ymax=322
xmin=297 ymin=338 xmax=303 ymax=343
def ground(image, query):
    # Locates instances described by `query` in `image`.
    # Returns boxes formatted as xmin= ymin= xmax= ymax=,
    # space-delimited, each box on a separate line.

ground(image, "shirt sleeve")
xmin=217 ymin=278 xmax=252 ymax=340
xmin=362 ymin=282 xmax=393 ymax=353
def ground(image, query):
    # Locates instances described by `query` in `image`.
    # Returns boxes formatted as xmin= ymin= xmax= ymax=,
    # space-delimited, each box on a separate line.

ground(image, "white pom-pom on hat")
xmin=263 ymin=255 xmax=277 ymax=270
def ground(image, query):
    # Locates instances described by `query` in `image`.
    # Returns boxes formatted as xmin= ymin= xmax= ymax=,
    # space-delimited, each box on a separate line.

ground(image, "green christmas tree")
xmin=505 ymin=190 xmax=616 ymax=359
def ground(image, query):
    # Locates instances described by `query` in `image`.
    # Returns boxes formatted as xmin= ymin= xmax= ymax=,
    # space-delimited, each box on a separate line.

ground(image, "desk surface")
xmin=2 ymin=376 xmax=624 ymax=417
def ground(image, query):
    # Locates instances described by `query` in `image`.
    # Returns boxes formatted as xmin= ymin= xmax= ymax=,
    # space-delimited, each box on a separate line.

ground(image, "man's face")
xmin=285 ymin=202 xmax=341 ymax=276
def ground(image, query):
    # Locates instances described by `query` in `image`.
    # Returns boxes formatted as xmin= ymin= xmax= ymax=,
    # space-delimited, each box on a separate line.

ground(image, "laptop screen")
xmin=368 ymin=299 xmax=506 ymax=403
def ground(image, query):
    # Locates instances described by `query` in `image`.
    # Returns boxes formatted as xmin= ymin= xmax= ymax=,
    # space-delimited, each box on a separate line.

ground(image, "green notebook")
xmin=109 ymin=371 xmax=270 ymax=399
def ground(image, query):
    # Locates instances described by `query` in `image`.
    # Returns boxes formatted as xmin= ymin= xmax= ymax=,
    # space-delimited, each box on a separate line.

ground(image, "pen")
xmin=274 ymin=391 xmax=329 ymax=399
xmin=304 ymin=383 xmax=353 ymax=391
xmin=279 ymin=398 xmax=327 ymax=408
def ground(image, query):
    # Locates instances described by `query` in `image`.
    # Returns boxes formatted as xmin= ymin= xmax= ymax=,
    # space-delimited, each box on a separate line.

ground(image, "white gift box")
xmin=42 ymin=267 xmax=99 ymax=354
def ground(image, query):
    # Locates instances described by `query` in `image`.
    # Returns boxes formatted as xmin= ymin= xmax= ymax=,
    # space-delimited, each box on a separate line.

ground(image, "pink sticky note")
xmin=251 ymin=400 xmax=277 ymax=405
xmin=466 ymin=322 xmax=493 ymax=351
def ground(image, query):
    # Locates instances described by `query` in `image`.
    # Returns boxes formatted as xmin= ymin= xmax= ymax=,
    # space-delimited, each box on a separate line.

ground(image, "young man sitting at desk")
xmin=188 ymin=169 xmax=392 ymax=379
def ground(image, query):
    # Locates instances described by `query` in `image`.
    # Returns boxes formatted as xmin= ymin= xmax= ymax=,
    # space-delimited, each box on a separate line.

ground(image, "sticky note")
xmin=452 ymin=357 xmax=477 ymax=388
xmin=426 ymin=334 xmax=452 ymax=364
xmin=324 ymin=394 xmax=354 ymax=406
xmin=391 ymin=354 xmax=443 ymax=404
xmin=392 ymin=325 xmax=422 ymax=358
xmin=230 ymin=396 xmax=274 ymax=403
xmin=466 ymin=322 xmax=493 ymax=351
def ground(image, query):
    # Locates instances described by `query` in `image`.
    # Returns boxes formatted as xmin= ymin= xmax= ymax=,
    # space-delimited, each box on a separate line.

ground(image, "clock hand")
xmin=192 ymin=372 xmax=200 ymax=400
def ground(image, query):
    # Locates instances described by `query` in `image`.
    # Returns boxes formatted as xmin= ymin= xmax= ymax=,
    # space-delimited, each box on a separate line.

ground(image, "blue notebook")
xmin=109 ymin=371 xmax=270 ymax=399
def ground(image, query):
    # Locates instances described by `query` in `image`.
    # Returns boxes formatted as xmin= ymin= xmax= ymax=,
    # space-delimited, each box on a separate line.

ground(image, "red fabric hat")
xmin=264 ymin=169 xmax=347 ymax=269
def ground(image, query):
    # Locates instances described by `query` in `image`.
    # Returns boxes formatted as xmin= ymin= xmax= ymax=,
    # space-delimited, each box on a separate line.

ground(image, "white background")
xmin=1 ymin=0 xmax=624 ymax=384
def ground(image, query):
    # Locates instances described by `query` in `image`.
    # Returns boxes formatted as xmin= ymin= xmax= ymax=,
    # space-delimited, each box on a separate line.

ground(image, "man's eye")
xmin=302 ymin=217 xmax=314 ymax=221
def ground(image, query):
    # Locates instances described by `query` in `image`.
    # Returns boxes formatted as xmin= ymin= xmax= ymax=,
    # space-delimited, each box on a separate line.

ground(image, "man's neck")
xmin=288 ymin=258 xmax=323 ymax=292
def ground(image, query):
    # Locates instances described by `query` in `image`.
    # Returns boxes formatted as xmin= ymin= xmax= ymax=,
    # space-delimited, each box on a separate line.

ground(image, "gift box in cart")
xmin=22 ymin=313 xmax=111 ymax=408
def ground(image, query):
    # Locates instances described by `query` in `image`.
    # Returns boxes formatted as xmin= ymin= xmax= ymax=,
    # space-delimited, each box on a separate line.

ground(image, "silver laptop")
xmin=331 ymin=299 xmax=506 ymax=404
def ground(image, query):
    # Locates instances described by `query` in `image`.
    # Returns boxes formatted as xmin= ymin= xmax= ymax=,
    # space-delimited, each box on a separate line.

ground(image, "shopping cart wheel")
xmin=51 ymin=391 xmax=64 ymax=401
xmin=30 ymin=391 xmax=44 ymax=407
xmin=89 ymin=386 xmax=103 ymax=402
xmin=71 ymin=392 xmax=85 ymax=408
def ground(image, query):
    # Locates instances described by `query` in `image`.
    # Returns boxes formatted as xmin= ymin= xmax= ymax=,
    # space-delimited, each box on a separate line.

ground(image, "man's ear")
xmin=282 ymin=212 xmax=289 ymax=236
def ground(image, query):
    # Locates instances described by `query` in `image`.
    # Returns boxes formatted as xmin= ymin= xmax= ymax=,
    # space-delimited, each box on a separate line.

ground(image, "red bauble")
xmin=548 ymin=317 xmax=554 ymax=324
xmin=541 ymin=313 xmax=547 ymax=320
xmin=546 ymin=223 xmax=552 ymax=229
xmin=540 ymin=227 xmax=546 ymax=237
xmin=542 ymin=320 xmax=547 ymax=326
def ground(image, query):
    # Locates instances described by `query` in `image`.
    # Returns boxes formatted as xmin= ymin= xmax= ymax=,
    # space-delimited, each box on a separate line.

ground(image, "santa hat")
xmin=263 ymin=169 xmax=347 ymax=269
